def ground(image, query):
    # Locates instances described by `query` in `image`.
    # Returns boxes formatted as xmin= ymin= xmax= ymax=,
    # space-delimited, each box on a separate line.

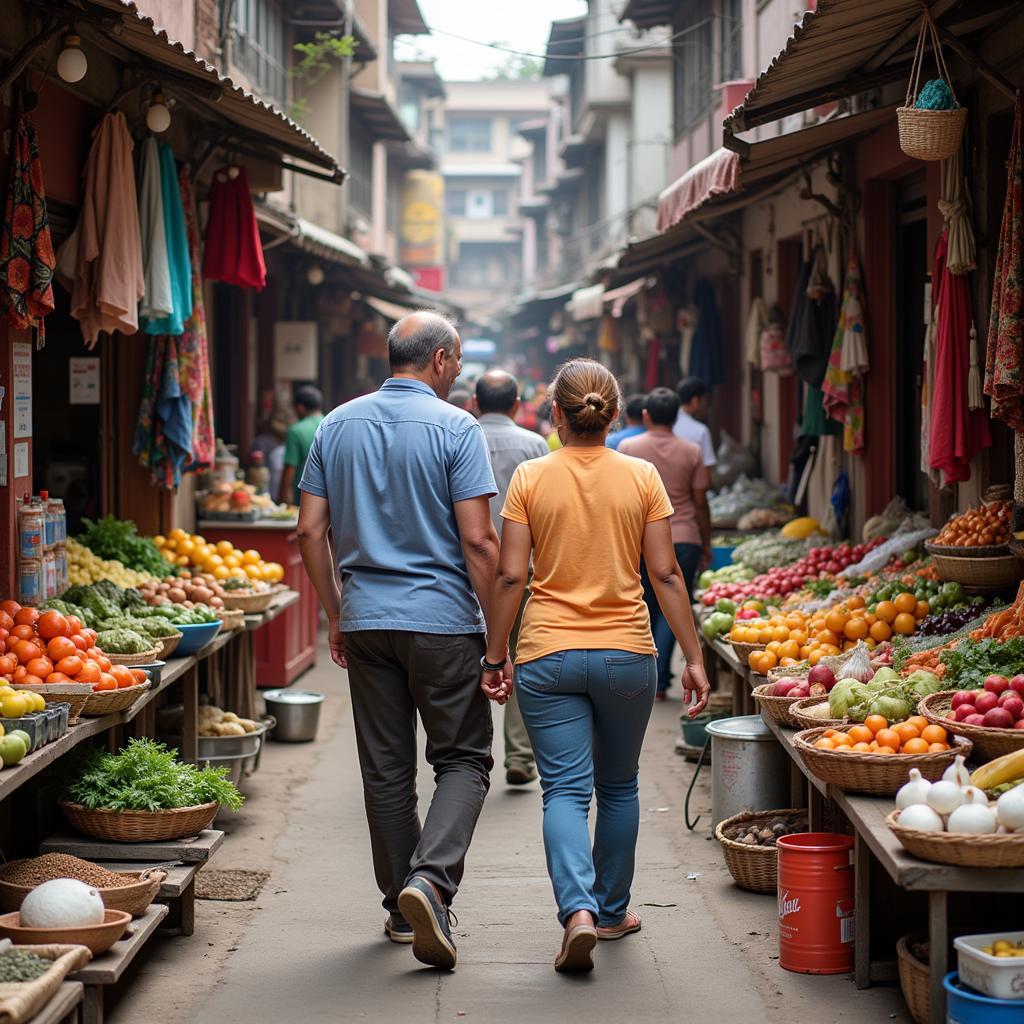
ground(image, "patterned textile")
xmin=821 ymin=252 xmax=869 ymax=454
xmin=984 ymin=98 xmax=1024 ymax=430
xmin=0 ymin=97 xmax=55 ymax=340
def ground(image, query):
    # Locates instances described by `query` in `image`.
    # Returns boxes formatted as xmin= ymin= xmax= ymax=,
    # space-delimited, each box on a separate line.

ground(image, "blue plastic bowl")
xmin=132 ymin=661 xmax=165 ymax=685
xmin=710 ymin=545 xmax=737 ymax=570
xmin=173 ymin=621 xmax=222 ymax=656
xmin=944 ymin=973 xmax=1024 ymax=1023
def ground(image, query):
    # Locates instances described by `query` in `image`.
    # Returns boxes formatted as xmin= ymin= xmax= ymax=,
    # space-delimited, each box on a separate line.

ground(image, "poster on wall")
xmin=400 ymin=170 xmax=444 ymax=268
xmin=12 ymin=343 xmax=31 ymax=438
xmin=69 ymin=358 xmax=101 ymax=405
xmin=274 ymin=322 xmax=318 ymax=380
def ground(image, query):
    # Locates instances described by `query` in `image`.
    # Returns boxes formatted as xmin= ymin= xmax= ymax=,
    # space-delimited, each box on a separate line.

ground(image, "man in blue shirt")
xmin=297 ymin=311 xmax=500 ymax=972
xmin=605 ymin=392 xmax=647 ymax=449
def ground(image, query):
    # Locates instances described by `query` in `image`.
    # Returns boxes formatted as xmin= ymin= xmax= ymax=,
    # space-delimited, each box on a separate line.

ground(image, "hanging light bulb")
xmin=56 ymin=34 xmax=88 ymax=83
xmin=146 ymin=91 xmax=172 ymax=133
xmin=306 ymin=264 xmax=325 ymax=286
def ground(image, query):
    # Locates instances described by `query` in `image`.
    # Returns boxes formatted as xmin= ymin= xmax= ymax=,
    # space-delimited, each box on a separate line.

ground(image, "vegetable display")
xmin=813 ymin=714 xmax=951 ymax=754
xmin=66 ymin=538 xmax=156 ymax=588
xmin=939 ymin=637 xmax=1024 ymax=690
xmin=827 ymin=668 xmax=943 ymax=723
xmin=94 ymin=628 xmax=154 ymax=655
xmin=66 ymin=738 xmax=244 ymax=812
xmin=151 ymin=530 xmax=284 ymax=584
xmin=934 ymin=500 xmax=1012 ymax=547
xmin=945 ymin=679 xmax=1024 ymax=730
xmin=77 ymin=516 xmax=170 ymax=578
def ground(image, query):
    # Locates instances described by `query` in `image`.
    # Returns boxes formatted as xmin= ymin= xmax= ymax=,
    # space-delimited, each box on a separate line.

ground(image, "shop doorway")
xmin=894 ymin=173 xmax=929 ymax=511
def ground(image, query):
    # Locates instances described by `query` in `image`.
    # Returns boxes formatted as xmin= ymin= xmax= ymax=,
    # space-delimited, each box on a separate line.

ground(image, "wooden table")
xmin=28 ymin=982 xmax=83 ymax=1024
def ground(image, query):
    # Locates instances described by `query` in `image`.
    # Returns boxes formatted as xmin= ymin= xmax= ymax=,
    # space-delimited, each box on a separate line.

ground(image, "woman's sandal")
xmin=596 ymin=910 xmax=642 ymax=941
xmin=554 ymin=922 xmax=598 ymax=972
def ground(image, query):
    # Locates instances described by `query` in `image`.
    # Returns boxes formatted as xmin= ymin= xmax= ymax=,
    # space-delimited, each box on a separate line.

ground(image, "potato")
xmin=219 ymin=722 xmax=245 ymax=736
xmin=167 ymin=587 xmax=187 ymax=603
xmin=222 ymin=712 xmax=239 ymax=723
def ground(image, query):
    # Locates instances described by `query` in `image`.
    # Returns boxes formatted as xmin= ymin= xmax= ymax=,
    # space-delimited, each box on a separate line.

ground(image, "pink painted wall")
xmin=137 ymin=0 xmax=196 ymax=50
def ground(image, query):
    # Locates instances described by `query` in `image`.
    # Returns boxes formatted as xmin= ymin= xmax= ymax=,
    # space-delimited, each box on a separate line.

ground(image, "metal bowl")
xmin=262 ymin=690 xmax=325 ymax=742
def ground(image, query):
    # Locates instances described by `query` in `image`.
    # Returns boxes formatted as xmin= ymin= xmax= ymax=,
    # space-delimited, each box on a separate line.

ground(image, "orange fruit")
xmin=820 ymin=644 xmax=842 ymax=657
xmin=55 ymin=655 xmax=83 ymax=677
xmin=876 ymin=601 xmax=898 ymax=623
xmin=814 ymin=738 xmax=836 ymax=750
xmin=21 ymin=674 xmax=43 ymax=687
xmin=758 ymin=628 xmax=774 ymax=644
xmin=808 ymin=650 xmax=824 ymax=666
xmin=779 ymin=639 xmax=801 ymax=661
xmin=920 ymin=724 xmax=948 ymax=745
xmin=799 ymin=645 xmax=812 ymax=660
xmin=893 ymin=612 xmax=917 ymax=636
xmin=76 ymin=662 xmax=101 ymax=684
xmin=876 ymin=728 xmax=901 ymax=751
xmin=832 ymin=733 xmax=853 ymax=746
xmin=825 ymin=608 xmax=849 ymax=635
xmin=902 ymin=737 xmax=930 ymax=755
xmin=869 ymin=621 xmax=892 ymax=643
xmin=842 ymin=640 xmax=858 ymax=652
xmin=847 ymin=596 xmax=866 ymax=610
xmin=758 ymin=651 xmax=778 ymax=672
xmin=844 ymin=617 xmax=869 ymax=641
xmin=848 ymin=725 xmax=874 ymax=744
xmin=894 ymin=722 xmax=921 ymax=745
xmin=928 ymin=742 xmax=950 ymax=753
xmin=823 ymin=728 xmax=840 ymax=738
xmin=96 ymin=673 xmax=118 ymax=691
xmin=790 ymin=630 xmax=808 ymax=647
xmin=816 ymin=628 xmax=840 ymax=647
xmin=875 ymin=746 xmax=897 ymax=755
xmin=907 ymin=716 xmax=929 ymax=733
xmin=916 ymin=601 xmax=930 ymax=620
xmin=771 ymin=626 xmax=790 ymax=643
xmin=865 ymin=718 xmax=889 ymax=737
xmin=851 ymin=742 xmax=872 ymax=752
xmin=25 ymin=658 xmax=52 ymax=680
xmin=779 ymin=657 xmax=799 ymax=667
xmin=894 ymin=592 xmax=918 ymax=615
xmin=785 ymin=614 xmax=805 ymax=630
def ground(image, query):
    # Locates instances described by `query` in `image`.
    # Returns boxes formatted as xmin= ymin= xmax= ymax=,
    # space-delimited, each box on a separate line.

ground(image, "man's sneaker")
xmin=384 ymin=913 xmax=414 ymax=944
xmin=506 ymin=765 xmax=538 ymax=786
xmin=397 ymin=877 xmax=457 ymax=970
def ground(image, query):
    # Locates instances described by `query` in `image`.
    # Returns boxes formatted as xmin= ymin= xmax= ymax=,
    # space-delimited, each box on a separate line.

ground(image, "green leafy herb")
xmin=66 ymin=739 xmax=243 ymax=812
xmin=939 ymin=636 xmax=1024 ymax=690
xmin=76 ymin=516 xmax=172 ymax=578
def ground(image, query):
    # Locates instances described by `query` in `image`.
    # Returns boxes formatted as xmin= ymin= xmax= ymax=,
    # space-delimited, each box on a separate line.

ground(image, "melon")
xmin=20 ymin=878 xmax=105 ymax=928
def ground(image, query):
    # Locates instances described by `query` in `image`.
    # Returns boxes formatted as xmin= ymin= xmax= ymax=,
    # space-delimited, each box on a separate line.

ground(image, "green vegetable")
xmin=66 ymin=738 xmax=243 ymax=812
xmin=77 ymin=516 xmax=171 ymax=578
xmin=864 ymin=694 xmax=913 ymax=722
xmin=940 ymin=637 xmax=1024 ymax=690
xmin=95 ymin=628 xmax=153 ymax=655
xmin=905 ymin=670 xmax=942 ymax=697
xmin=98 ymin=617 xmax=180 ymax=640
xmin=715 ymin=598 xmax=737 ymax=615
xmin=39 ymin=598 xmax=91 ymax=623
xmin=0 ymin=948 xmax=51 ymax=983
xmin=829 ymin=680 xmax=863 ymax=718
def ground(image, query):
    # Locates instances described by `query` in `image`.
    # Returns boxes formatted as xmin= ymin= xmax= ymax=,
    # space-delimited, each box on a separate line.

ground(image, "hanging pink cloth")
xmin=929 ymin=232 xmax=991 ymax=484
xmin=202 ymin=165 xmax=266 ymax=289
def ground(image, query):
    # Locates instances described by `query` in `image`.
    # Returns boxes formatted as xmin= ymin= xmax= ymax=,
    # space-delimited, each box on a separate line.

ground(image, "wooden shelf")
xmin=95 ymin=860 xmax=198 ymax=899
xmin=70 ymin=904 xmax=169 ymax=986
xmin=41 ymin=828 xmax=224 ymax=864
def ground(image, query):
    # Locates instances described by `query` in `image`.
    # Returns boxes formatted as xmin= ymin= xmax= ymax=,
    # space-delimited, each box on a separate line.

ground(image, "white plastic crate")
xmin=955 ymin=932 xmax=1024 ymax=1000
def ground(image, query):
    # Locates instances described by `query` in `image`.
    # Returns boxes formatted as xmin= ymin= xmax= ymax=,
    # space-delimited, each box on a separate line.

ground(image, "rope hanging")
xmin=939 ymin=147 xmax=976 ymax=275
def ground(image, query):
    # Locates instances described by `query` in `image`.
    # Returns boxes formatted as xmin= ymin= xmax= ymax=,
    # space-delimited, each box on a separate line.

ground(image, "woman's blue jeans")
xmin=515 ymin=649 xmax=656 ymax=927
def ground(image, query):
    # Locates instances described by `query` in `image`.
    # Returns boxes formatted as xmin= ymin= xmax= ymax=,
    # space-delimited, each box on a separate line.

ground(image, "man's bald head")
xmin=475 ymin=369 xmax=519 ymax=416
xmin=388 ymin=310 xmax=459 ymax=371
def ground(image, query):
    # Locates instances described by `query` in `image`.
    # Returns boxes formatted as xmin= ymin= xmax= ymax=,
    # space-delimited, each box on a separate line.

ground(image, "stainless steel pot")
xmin=262 ymin=690 xmax=325 ymax=742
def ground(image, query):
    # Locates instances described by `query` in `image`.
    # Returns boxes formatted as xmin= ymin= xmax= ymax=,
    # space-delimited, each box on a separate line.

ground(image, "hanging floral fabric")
xmin=56 ymin=112 xmax=144 ymax=347
xmin=144 ymin=143 xmax=191 ymax=335
xmin=821 ymin=251 xmax=869 ymax=454
xmin=0 ymin=95 xmax=55 ymax=341
xmin=930 ymin=231 xmax=991 ymax=484
xmin=984 ymin=98 xmax=1024 ymax=430
xmin=138 ymin=136 xmax=172 ymax=325
xmin=202 ymin=165 xmax=266 ymax=290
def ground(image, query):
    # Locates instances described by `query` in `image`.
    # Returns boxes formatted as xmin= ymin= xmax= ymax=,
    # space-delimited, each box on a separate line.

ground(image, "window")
xmin=446 ymin=188 xmax=467 ymax=216
xmin=450 ymin=243 xmax=517 ymax=288
xmin=447 ymin=116 xmax=492 ymax=153
xmin=234 ymin=0 xmax=288 ymax=105
xmin=467 ymin=190 xmax=492 ymax=218
xmin=673 ymin=0 xmax=713 ymax=135
xmin=533 ymin=141 xmax=548 ymax=188
xmin=348 ymin=119 xmax=373 ymax=219
xmin=719 ymin=0 xmax=743 ymax=83
xmin=398 ymin=79 xmax=420 ymax=134
xmin=492 ymin=190 xmax=508 ymax=216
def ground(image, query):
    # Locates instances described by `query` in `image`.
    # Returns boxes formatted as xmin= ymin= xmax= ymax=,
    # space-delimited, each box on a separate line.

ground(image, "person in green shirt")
xmin=279 ymin=385 xmax=325 ymax=505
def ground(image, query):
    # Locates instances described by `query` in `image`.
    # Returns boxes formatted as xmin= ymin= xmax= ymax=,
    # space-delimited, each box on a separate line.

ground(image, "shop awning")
xmin=544 ymin=17 xmax=586 ymax=77
xmin=567 ymin=284 xmax=605 ymax=322
xmin=723 ymin=0 xmax=1013 ymax=133
xmin=390 ymin=0 xmax=430 ymax=36
xmin=77 ymin=1 xmax=342 ymax=181
xmin=618 ymin=1 xmax=675 ymax=29
xmin=351 ymin=89 xmax=413 ymax=145
xmin=657 ymin=149 xmax=741 ymax=233
xmin=603 ymin=277 xmax=649 ymax=318
xmin=294 ymin=218 xmax=370 ymax=267
xmin=363 ymin=295 xmax=419 ymax=322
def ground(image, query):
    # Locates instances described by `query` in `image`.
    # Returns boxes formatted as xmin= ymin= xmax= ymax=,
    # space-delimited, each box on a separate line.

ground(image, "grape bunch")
xmin=917 ymin=600 xmax=991 ymax=636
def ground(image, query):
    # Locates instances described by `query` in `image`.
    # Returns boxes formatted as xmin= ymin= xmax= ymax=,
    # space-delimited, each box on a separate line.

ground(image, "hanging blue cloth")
xmin=144 ymin=143 xmax=191 ymax=335
xmin=688 ymin=278 xmax=724 ymax=388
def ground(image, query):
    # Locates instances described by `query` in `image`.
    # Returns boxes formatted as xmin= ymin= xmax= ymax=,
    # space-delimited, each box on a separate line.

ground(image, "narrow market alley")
xmin=109 ymin=642 xmax=906 ymax=1024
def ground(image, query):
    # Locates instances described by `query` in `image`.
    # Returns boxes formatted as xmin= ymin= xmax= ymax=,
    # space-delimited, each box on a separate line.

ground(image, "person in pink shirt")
xmin=620 ymin=388 xmax=711 ymax=699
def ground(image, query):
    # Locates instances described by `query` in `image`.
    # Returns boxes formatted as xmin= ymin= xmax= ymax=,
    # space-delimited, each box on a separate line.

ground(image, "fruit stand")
xmin=694 ymin=508 xmax=1024 ymax=1024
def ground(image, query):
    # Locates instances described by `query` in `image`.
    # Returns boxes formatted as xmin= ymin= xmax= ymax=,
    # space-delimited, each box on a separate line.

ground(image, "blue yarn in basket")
xmin=916 ymin=79 xmax=958 ymax=110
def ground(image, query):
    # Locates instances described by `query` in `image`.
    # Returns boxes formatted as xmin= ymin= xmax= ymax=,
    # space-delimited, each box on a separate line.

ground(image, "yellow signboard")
xmin=400 ymin=170 xmax=444 ymax=266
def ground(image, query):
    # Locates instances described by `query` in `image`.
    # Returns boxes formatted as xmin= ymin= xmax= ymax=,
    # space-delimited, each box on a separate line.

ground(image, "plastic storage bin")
xmin=710 ymin=545 xmax=737 ymax=570
xmin=944 ymin=972 xmax=1024 ymax=1023
xmin=955 ymin=933 xmax=1024 ymax=1001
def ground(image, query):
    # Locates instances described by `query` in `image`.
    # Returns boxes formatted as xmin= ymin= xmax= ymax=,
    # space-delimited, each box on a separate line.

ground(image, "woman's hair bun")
xmin=584 ymin=392 xmax=605 ymax=410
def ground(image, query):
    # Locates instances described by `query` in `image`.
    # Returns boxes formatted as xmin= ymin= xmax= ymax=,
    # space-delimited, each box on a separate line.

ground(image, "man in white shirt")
xmin=673 ymin=376 xmax=716 ymax=468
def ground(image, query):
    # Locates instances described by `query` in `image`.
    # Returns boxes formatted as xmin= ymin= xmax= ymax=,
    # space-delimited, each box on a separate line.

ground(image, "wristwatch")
xmin=480 ymin=654 xmax=507 ymax=672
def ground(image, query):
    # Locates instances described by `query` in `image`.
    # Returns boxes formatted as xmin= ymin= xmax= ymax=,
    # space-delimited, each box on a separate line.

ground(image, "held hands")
xmin=480 ymin=658 xmax=513 ymax=705
xmin=681 ymin=661 xmax=711 ymax=719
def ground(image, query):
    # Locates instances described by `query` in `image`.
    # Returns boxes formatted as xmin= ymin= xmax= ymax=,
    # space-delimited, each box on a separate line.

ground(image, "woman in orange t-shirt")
xmin=480 ymin=358 xmax=710 ymax=973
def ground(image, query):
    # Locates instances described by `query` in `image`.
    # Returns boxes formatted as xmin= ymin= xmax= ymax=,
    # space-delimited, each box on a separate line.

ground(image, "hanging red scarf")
xmin=0 ymin=97 xmax=55 ymax=339
xmin=202 ymin=165 xmax=266 ymax=289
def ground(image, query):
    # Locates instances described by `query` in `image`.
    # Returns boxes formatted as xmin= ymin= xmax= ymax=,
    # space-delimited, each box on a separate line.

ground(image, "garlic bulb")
xmin=996 ymin=785 xmax=1024 ymax=832
xmin=943 ymin=754 xmax=971 ymax=788
xmin=926 ymin=780 xmax=966 ymax=816
xmin=898 ymin=804 xmax=945 ymax=831
xmin=896 ymin=768 xmax=933 ymax=810
xmin=961 ymin=786 xmax=991 ymax=806
xmin=947 ymin=802 xmax=998 ymax=835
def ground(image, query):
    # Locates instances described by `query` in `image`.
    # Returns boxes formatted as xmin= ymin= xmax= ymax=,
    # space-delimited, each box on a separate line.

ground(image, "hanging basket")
xmin=896 ymin=10 xmax=966 ymax=161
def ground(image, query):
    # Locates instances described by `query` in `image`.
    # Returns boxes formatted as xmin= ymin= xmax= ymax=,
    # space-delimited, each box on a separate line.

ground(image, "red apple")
xmin=954 ymin=704 xmax=977 ymax=722
xmin=1001 ymin=697 xmax=1024 ymax=721
xmin=951 ymin=691 xmax=975 ymax=709
xmin=807 ymin=665 xmax=837 ymax=689
xmin=964 ymin=714 xmax=987 ymax=726
xmin=975 ymin=692 xmax=1000 ymax=714
xmin=985 ymin=675 xmax=1010 ymax=694
xmin=983 ymin=707 xmax=1014 ymax=729
xmin=1015 ymin=720 xmax=1024 ymax=730
xmin=1010 ymin=675 xmax=1024 ymax=696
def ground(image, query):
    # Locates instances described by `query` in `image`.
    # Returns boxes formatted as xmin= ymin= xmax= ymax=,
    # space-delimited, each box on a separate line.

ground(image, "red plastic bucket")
xmin=776 ymin=832 xmax=855 ymax=974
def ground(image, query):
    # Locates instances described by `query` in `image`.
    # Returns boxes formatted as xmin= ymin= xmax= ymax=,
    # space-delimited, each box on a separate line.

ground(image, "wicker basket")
xmin=156 ymin=633 xmax=182 ymax=661
xmin=221 ymin=590 xmax=274 ymax=613
xmin=106 ymin=646 xmax=163 ymax=666
xmin=918 ymin=691 xmax=1024 ymax=761
xmin=752 ymin=683 xmax=802 ymax=728
xmin=897 ymin=933 xmax=931 ymax=1024
xmin=887 ymin=809 xmax=1024 ymax=867
xmin=895 ymin=10 xmax=966 ymax=161
xmin=793 ymin=728 xmax=971 ymax=796
xmin=728 ymin=639 xmax=765 ymax=662
xmin=925 ymin=541 xmax=1011 ymax=558
xmin=714 ymin=808 xmax=808 ymax=894
xmin=80 ymin=680 xmax=151 ymax=717
xmin=216 ymin=609 xmax=245 ymax=631
xmin=926 ymin=550 xmax=1022 ymax=591
xmin=790 ymin=695 xmax=847 ymax=730
xmin=18 ymin=683 xmax=92 ymax=725
xmin=59 ymin=800 xmax=219 ymax=842
xmin=0 ymin=868 xmax=166 ymax=918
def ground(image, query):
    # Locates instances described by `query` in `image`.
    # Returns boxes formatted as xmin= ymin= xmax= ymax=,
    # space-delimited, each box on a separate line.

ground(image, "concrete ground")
xmin=110 ymin=644 xmax=908 ymax=1024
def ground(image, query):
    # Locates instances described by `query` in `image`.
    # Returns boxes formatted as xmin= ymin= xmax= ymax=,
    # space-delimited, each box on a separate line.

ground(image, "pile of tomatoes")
xmin=0 ymin=601 xmax=143 ymax=692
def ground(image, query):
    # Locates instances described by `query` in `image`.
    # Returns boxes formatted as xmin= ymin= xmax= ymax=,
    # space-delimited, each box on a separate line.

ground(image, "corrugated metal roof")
xmin=82 ymin=0 xmax=342 ymax=177
xmin=723 ymin=0 xmax=1008 ymax=133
